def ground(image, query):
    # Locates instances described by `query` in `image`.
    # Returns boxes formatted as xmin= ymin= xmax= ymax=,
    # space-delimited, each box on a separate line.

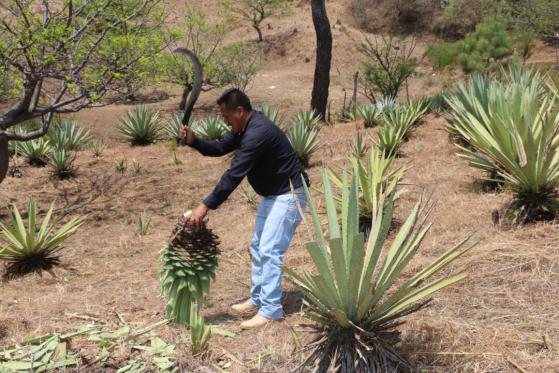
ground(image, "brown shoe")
xmin=231 ymin=299 xmax=258 ymax=314
xmin=240 ymin=314 xmax=272 ymax=330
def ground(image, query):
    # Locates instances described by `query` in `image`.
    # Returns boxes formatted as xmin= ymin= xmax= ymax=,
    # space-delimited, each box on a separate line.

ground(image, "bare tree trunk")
xmin=0 ymin=136 xmax=9 ymax=184
xmin=352 ymin=72 xmax=359 ymax=108
xmin=310 ymin=0 xmax=332 ymax=120
xmin=253 ymin=25 xmax=263 ymax=42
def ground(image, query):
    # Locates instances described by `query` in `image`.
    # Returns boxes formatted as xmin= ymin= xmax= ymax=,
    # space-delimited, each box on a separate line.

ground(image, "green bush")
xmin=425 ymin=43 xmax=459 ymax=71
xmin=427 ymin=16 xmax=514 ymax=74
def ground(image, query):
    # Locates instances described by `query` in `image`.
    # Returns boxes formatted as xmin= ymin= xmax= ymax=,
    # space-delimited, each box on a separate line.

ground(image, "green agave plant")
xmin=286 ymin=174 xmax=474 ymax=372
xmin=287 ymin=120 xmax=320 ymax=168
xmin=356 ymin=104 xmax=383 ymax=128
xmin=373 ymin=118 xmax=408 ymax=157
xmin=192 ymin=117 xmax=229 ymax=140
xmin=324 ymin=146 xmax=406 ymax=232
xmin=448 ymin=73 xmax=559 ymax=223
xmin=189 ymin=302 xmax=211 ymax=356
xmin=48 ymin=119 xmax=91 ymax=150
xmin=350 ymin=132 xmax=368 ymax=159
xmin=164 ymin=114 xmax=183 ymax=141
xmin=165 ymin=114 xmax=194 ymax=141
xmin=117 ymin=105 xmax=163 ymax=145
xmin=294 ymin=109 xmax=322 ymax=132
xmin=256 ymin=104 xmax=283 ymax=126
xmin=374 ymin=96 xmax=399 ymax=115
xmin=0 ymin=198 xmax=85 ymax=279
xmin=373 ymin=103 xmax=427 ymax=157
xmin=426 ymin=91 xmax=450 ymax=114
xmin=49 ymin=147 xmax=77 ymax=179
xmin=90 ymin=139 xmax=105 ymax=157
xmin=18 ymin=137 xmax=52 ymax=166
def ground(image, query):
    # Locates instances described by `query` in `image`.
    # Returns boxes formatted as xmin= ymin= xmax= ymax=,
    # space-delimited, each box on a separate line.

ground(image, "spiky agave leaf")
xmin=356 ymin=104 xmax=383 ymax=128
xmin=287 ymin=121 xmax=320 ymax=168
xmin=50 ymin=147 xmax=77 ymax=179
xmin=192 ymin=117 xmax=229 ymax=140
xmin=117 ymin=105 xmax=163 ymax=145
xmin=189 ymin=301 xmax=212 ymax=356
xmin=0 ymin=198 xmax=85 ymax=279
xmin=293 ymin=109 xmax=322 ymax=132
xmin=48 ymin=119 xmax=91 ymax=150
xmin=286 ymin=173 xmax=474 ymax=373
xmin=448 ymin=73 xmax=559 ymax=223
xmin=324 ymin=146 xmax=406 ymax=232
xmin=18 ymin=138 xmax=52 ymax=166
xmin=164 ymin=114 xmax=191 ymax=141
xmin=256 ymin=104 xmax=283 ymax=126
xmin=160 ymin=217 xmax=220 ymax=326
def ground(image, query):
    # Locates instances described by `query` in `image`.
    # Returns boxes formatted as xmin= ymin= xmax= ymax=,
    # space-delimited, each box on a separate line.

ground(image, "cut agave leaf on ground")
xmin=210 ymin=325 xmax=236 ymax=337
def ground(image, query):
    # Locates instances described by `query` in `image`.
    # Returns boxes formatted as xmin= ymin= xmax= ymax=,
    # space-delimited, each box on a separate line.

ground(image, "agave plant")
xmin=165 ymin=114 xmax=193 ymax=141
xmin=350 ymin=132 xmax=368 ymax=159
xmin=324 ymin=146 xmax=406 ymax=232
xmin=374 ymin=96 xmax=399 ymax=115
xmin=426 ymin=91 xmax=449 ymax=114
xmin=293 ymin=109 xmax=322 ymax=132
xmin=0 ymin=198 xmax=85 ymax=279
xmin=405 ymin=99 xmax=430 ymax=125
xmin=373 ymin=118 xmax=408 ymax=157
xmin=256 ymin=104 xmax=282 ymax=126
xmin=287 ymin=121 xmax=320 ymax=168
xmin=117 ymin=105 xmax=163 ymax=145
xmin=49 ymin=147 xmax=77 ymax=179
xmin=356 ymin=104 xmax=383 ymax=128
xmin=448 ymin=74 xmax=559 ymax=223
xmin=48 ymin=119 xmax=91 ymax=150
xmin=18 ymin=138 xmax=52 ymax=166
xmin=90 ymin=139 xmax=105 ymax=157
xmin=285 ymin=174 xmax=473 ymax=372
xmin=192 ymin=117 xmax=229 ymax=140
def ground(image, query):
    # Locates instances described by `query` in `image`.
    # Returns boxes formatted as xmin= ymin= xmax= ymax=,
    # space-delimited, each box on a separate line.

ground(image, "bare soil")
xmin=1 ymin=1 xmax=559 ymax=372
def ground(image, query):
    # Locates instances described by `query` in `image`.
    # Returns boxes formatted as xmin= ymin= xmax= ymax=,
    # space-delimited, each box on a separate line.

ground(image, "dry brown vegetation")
xmin=1 ymin=0 xmax=559 ymax=372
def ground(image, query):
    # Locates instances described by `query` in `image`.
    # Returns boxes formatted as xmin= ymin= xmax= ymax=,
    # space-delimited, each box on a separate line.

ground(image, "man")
xmin=179 ymin=88 xmax=309 ymax=329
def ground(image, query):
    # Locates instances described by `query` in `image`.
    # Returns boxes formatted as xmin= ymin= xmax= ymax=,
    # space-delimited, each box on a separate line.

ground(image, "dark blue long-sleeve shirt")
xmin=189 ymin=111 xmax=309 ymax=209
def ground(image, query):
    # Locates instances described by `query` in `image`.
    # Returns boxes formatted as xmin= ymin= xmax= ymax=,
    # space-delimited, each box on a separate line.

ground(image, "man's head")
xmin=217 ymin=88 xmax=252 ymax=133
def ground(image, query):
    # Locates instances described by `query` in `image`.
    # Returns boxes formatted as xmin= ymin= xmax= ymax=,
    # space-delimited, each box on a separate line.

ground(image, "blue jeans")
xmin=249 ymin=188 xmax=307 ymax=320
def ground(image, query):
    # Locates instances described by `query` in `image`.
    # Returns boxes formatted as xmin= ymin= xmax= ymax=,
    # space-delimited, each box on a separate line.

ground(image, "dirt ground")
xmin=1 ymin=0 xmax=559 ymax=372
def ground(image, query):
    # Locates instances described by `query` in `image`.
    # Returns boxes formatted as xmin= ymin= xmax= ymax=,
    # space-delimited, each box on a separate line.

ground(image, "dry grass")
xmin=1 ymin=0 xmax=559 ymax=370
xmin=1 ymin=114 xmax=558 ymax=372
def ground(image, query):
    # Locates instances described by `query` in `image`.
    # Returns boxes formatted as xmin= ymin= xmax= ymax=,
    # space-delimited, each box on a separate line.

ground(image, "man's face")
xmin=219 ymin=104 xmax=244 ymax=132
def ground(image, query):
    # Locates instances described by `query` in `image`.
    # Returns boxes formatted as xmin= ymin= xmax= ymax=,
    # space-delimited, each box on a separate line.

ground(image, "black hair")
xmin=216 ymin=88 xmax=252 ymax=112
